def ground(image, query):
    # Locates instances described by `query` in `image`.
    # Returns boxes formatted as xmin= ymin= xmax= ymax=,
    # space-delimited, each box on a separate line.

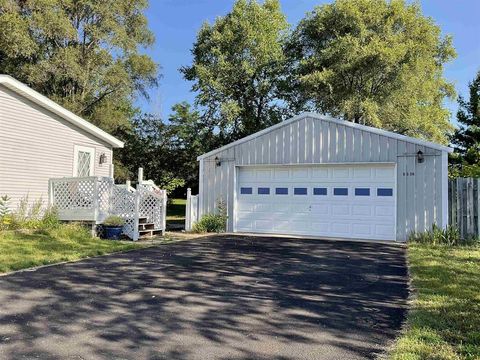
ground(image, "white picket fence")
xmin=49 ymin=175 xmax=167 ymax=241
xmin=449 ymin=178 xmax=480 ymax=239
xmin=185 ymin=188 xmax=198 ymax=231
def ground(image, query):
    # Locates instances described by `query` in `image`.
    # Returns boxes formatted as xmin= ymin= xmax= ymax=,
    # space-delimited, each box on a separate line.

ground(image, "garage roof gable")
xmin=198 ymin=112 xmax=452 ymax=160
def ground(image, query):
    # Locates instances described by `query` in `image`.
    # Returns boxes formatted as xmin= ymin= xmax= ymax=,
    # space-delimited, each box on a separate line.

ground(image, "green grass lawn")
xmin=0 ymin=224 xmax=144 ymax=274
xmin=390 ymin=243 xmax=480 ymax=360
xmin=167 ymin=198 xmax=186 ymax=221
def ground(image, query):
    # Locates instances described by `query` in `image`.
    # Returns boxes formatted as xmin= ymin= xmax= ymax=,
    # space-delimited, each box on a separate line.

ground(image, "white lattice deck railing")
xmin=49 ymin=176 xmax=167 ymax=240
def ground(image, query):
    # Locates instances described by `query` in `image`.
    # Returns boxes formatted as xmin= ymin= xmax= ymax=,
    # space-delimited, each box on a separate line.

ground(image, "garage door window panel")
xmin=275 ymin=187 xmax=289 ymax=195
xmin=294 ymin=187 xmax=307 ymax=195
xmin=258 ymin=187 xmax=270 ymax=195
xmin=240 ymin=187 xmax=252 ymax=195
xmin=334 ymin=188 xmax=348 ymax=196
xmin=313 ymin=188 xmax=327 ymax=195
xmin=377 ymin=188 xmax=393 ymax=196
xmin=355 ymin=188 xmax=370 ymax=196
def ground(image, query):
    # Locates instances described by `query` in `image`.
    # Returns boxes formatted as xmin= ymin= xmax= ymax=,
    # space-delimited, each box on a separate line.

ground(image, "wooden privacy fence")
xmin=449 ymin=178 xmax=480 ymax=239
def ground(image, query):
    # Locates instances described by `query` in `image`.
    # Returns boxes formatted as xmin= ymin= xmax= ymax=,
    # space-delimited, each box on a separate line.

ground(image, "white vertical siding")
xmin=0 ymin=85 xmax=113 ymax=210
xmin=199 ymin=115 xmax=446 ymax=241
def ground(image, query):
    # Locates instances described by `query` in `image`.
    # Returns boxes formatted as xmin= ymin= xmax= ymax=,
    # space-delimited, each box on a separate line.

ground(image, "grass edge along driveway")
xmin=390 ymin=243 xmax=480 ymax=360
xmin=0 ymin=224 xmax=145 ymax=274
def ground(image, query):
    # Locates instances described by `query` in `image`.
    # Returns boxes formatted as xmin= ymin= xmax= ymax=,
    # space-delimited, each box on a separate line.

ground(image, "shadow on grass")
xmin=167 ymin=199 xmax=186 ymax=220
xmin=0 ymin=228 xmax=140 ymax=273
xmin=0 ymin=235 xmax=408 ymax=360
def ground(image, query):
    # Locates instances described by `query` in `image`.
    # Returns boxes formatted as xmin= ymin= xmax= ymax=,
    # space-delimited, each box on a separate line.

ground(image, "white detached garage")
xmin=196 ymin=113 xmax=452 ymax=242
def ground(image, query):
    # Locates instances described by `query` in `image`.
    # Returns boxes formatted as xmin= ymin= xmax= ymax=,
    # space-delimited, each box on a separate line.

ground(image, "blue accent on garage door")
xmin=334 ymin=188 xmax=348 ymax=196
xmin=313 ymin=188 xmax=327 ymax=195
xmin=294 ymin=188 xmax=308 ymax=195
xmin=377 ymin=188 xmax=393 ymax=196
xmin=240 ymin=187 xmax=252 ymax=195
xmin=258 ymin=187 xmax=270 ymax=195
xmin=355 ymin=188 xmax=370 ymax=196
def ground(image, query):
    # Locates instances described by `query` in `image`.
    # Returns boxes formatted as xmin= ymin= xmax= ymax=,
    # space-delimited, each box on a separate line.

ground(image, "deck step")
xmin=138 ymin=223 xmax=155 ymax=230
xmin=138 ymin=229 xmax=163 ymax=238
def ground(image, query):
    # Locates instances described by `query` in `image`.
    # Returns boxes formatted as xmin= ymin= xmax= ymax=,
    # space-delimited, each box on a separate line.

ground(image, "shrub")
xmin=192 ymin=197 xmax=228 ymax=233
xmin=11 ymin=196 xmax=44 ymax=229
xmin=41 ymin=206 xmax=60 ymax=229
xmin=408 ymin=224 xmax=479 ymax=246
xmin=0 ymin=196 xmax=59 ymax=231
xmin=103 ymin=215 xmax=125 ymax=227
xmin=0 ymin=195 xmax=12 ymax=231
xmin=192 ymin=214 xmax=227 ymax=233
xmin=0 ymin=195 xmax=10 ymax=217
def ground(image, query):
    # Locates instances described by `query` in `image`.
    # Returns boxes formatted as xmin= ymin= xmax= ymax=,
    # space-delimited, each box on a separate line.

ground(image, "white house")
xmin=195 ymin=113 xmax=453 ymax=242
xmin=0 ymin=75 xmax=124 ymax=210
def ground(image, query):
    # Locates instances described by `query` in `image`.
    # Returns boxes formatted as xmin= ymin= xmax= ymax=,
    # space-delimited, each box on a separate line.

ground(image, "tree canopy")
xmin=0 ymin=0 xmax=462 ymax=191
xmin=450 ymin=71 xmax=480 ymax=177
xmin=114 ymin=103 xmax=214 ymax=194
xmin=0 ymin=0 xmax=158 ymax=132
xmin=181 ymin=0 xmax=290 ymax=143
xmin=114 ymin=113 xmax=185 ymax=194
xmin=288 ymin=0 xmax=456 ymax=144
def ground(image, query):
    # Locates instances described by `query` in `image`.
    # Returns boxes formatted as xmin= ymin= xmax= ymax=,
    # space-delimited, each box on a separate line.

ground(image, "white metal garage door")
xmin=235 ymin=164 xmax=396 ymax=241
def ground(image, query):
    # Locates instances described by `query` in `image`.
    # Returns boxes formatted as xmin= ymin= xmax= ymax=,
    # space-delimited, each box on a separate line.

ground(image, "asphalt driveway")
xmin=0 ymin=235 xmax=408 ymax=360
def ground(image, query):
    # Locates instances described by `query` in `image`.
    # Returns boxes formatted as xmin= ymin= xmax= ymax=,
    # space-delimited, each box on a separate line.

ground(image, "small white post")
xmin=186 ymin=188 xmax=192 ymax=231
xmin=133 ymin=190 xmax=140 ymax=241
xmin=162 ymin=190 xmax=167 ymax=236
xmin=109 ymin=163 xmax=115 ymax=179
xmin=138 ymin=167 xmax=144 ymax=185
xmin=126 ymin=180 xmax=131 ymax=191
xmin=48 ymin=179 xmax=54 ymax=206
xmin=91 ymin=223 xmax=98 ymax=238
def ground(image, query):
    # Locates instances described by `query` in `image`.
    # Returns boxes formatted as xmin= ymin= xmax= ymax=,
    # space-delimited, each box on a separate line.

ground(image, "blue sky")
xmin=138 ymin=0 xmax=480 ymax=126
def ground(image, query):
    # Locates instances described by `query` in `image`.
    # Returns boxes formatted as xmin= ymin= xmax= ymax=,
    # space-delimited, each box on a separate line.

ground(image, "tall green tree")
xmin=114 ymin=114 xmax=185 ymax=194
xmin=0 ymin=0 xmax=158 ymax=132
xmin=168 ymin=102 xmax=216 ymax=190
xmin=450 ymin=71 xmax=480 ymax=177
xmin=288 ymin=0 xmax=456 ymax=144
xmin=181 ymin=0 xmax=289 ymax=143
xmin=114 ymin=103 xmax=213 ymax=195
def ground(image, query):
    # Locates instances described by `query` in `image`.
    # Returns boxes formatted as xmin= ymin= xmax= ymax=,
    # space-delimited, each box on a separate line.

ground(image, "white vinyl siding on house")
xmin=0 ymin=85 xmax=113 ymax=210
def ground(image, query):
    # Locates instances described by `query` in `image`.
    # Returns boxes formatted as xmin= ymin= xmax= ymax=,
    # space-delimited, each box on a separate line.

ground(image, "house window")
xmin=240 ymin=187 xmax=252 ymax=195
xmin=355 ymin=188 xmax=370 ymax=196
xmin=377 ymin=188 xmax=393 ymax=196
xmin=294 ymin=187 xmax=307 ymax=195
xmin=313 ymin=188 xmax=327 ymax=195
xmin=73 ymin=145 xmax=95 ymax=177
xmin=258 ymin=187 xmax=270 ymax=195
xmin=334 ymin=188 xmax=348 ymax=196
xmin=275 ymin=187 xmax=288 ymax=195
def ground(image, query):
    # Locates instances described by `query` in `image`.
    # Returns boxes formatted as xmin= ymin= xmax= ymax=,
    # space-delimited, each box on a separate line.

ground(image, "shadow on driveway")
xmin=0 ymin=235 xmax=408 ymax=360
